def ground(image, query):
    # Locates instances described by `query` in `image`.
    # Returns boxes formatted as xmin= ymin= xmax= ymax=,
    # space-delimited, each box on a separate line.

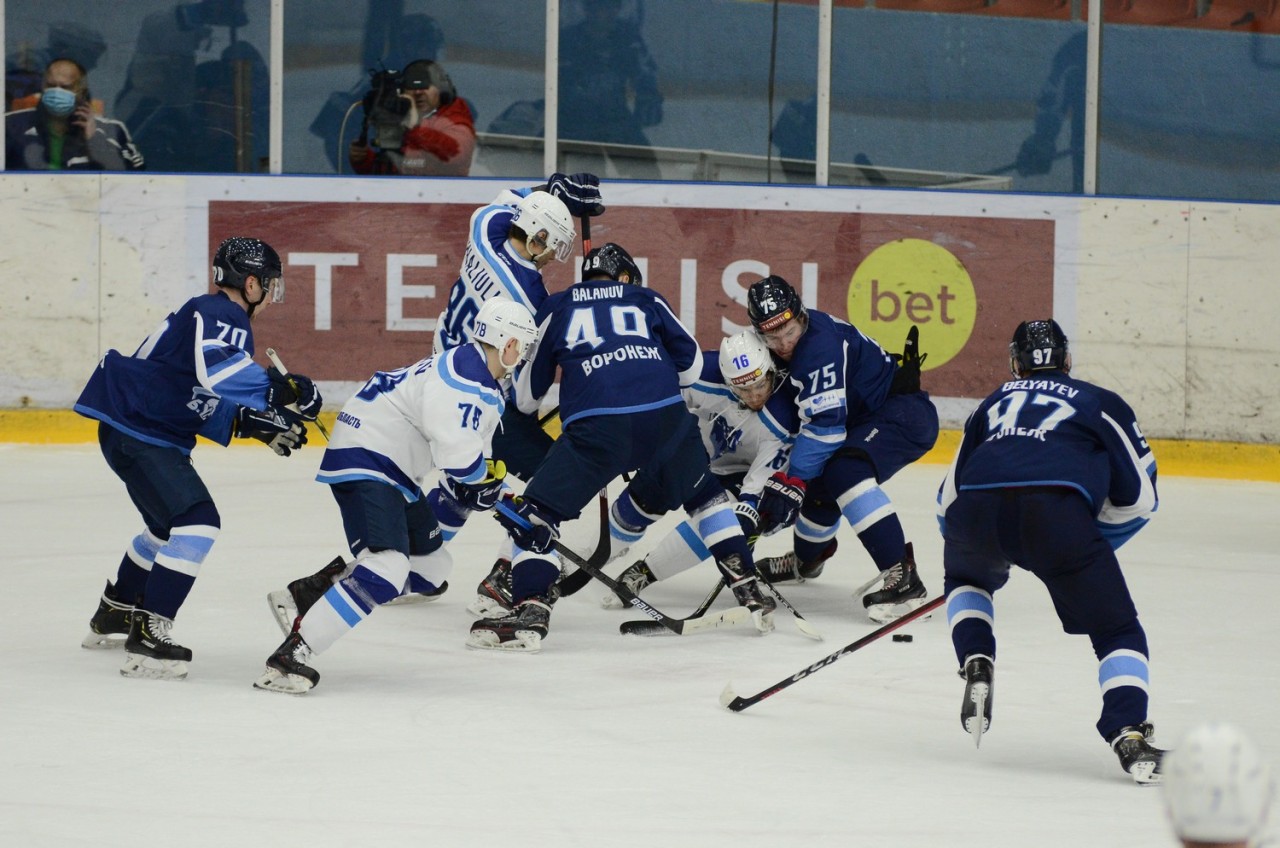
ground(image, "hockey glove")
xmin=267 ymin=367 xmax=324 ymax=421
xmin=757 ymin=472 xmax=806 ymax=537
xmin=889 ymin=324 xmax=927 ymax=396
xmin=733 ymin=498 xmax=760 ymax=539
xmin=443 ymin=460 xmax=508 ymax=512
xmin=495 ymin=495 xmax=560 ymax=555
xmin=235 ymin=406 xmax=307 ymax=457
xmin=547 ymin=172 xmax=605 ymax=218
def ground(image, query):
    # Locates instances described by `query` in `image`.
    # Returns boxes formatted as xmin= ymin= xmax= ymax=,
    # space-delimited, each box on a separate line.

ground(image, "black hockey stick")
xmin=618 ymin=578 xmax=726 ymax=636
xmin=719 ymin=594 xmax=945 ymax=712
xmin=755 ymin=569 xmax=822 ymax=641
xmin=266 ymin=348 xmax=330 ymax=441
xmin=555 ymin=491 xmax=610 ymax=596
xmin=494 ymin=500 xmax=750 ymax=635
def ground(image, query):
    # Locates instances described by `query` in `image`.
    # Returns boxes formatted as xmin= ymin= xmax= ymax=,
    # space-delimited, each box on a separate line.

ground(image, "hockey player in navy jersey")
xmin=467 ymin=243 xmax=776 ymax=652
xmin=938 ymin=319 xmax=1164 ymax=782
xmin=75 ymin=237 xmax=322 ymax=680
xmin=599 ymin=329 xmax=800 ymax=605
xmin=254 ymin=298 xmax=538 ymax=693
xmin=745 ymin=275 xmax=940 ymax=623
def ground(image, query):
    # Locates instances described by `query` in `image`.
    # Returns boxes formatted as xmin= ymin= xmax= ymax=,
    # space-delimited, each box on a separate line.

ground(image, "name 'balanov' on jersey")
xmin=317 ymin=343 xmax=505 ymax=501
xmin=938 ymin=370 xmax=1158 ymax=547
xmin=515 ymin=278 xmax=701 ymax=425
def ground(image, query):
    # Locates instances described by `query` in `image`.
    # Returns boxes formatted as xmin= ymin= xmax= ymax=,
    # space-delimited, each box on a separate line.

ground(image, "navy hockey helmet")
xmin=746 ymin=275 xmax=805 ymax=333
xmin=582 ymin=242 xmax=643 ymax=285
xmin=1009 ymin=319 xmax=1069 ymax=377
xmin=213 ymin=237 xmax=283 ymax=311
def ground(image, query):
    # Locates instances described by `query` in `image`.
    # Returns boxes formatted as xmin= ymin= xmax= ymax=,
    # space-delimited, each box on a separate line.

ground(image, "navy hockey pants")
xmin=942 ymin=486 xmax=1150 ymax=739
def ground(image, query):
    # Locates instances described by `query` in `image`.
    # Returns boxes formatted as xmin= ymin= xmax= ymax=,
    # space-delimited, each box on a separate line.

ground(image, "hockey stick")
xmin=554 ymin=491 xmax=611 ymax=596
xmin=618 ymin=578 xmax=726 ymax=636
xmin=265 ymin=348 xmax=331 ymax=441
xmin=719 ymin=594 xmax=945 ymax=713
xmin=755 ymin=569 xmax=822 ymax=641
xmin=494 ymin=500 xmax=750 ymax=635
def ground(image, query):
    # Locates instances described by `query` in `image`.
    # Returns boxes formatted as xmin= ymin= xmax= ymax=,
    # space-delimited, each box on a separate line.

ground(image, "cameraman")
xmin=348 ymin=59 xmax=475 ymax=177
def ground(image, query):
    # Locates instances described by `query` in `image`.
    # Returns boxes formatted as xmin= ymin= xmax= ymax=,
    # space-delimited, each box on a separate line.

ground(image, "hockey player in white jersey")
xmin=600 ymin=329 xmax=799 ymax=606
xmin=254 ymin=299 xmax=537 ymax=694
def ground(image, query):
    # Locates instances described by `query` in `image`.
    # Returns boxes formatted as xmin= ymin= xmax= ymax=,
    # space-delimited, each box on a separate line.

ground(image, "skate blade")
xmin=465 ymin=595 xmax=510 ymax=618
xmin=1127 ymin=761 xmax=1162 ymax=786
xmin=81 ymin=631 xmax=127 ymax=650
xmin=120 ymin=653 xmax=188 ymax=681
xmin=866 ymin=596 xmax=932 ymax=625
xmin=963 ymin=683 xmax=991 ymax=748
xmin=266 ymin=590 xmax=297 ymax=637
xmin=384 ymin=593 xmax=430 ymax=606
xmin=464 ymin=629 xmax=542 ymax=653
xmin=752 ymin=609 xmax=776 ymax=635
xmin=253 ymin=668 xmax=315 ymax=695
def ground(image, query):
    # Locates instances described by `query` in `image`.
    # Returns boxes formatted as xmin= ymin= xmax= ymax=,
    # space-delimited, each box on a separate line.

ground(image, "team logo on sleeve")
xmin=186 ymin=387 xmax=220 ymax=420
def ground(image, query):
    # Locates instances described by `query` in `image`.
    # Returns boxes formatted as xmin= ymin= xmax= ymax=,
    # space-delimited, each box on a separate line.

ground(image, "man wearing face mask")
xmin=348 ymin=59 xmax=475 ymax=176
xmin=4 ymin=58 xmax=144 ymax=171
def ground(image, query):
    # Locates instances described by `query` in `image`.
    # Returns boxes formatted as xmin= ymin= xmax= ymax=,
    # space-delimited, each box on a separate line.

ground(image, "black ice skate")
xmin=466 ymin=595 xmax=554 ymax=653
xmin=861 ymin=543 xmax=928 ymax=623
xmin=121 ymin=610 xmax=192 ymax=681
xmin=254 ymin=630 xmax=320 ymax=695
xmin=1109 ymin=722 xmax=1165 ymax=785
xmin=466 ymin=558 xmax=513 ymax=618
xmin=716 ymin=554 xmax=776 ymax=634
xmin=82 ymin=581 xmax=134 ymax=649
xmin=757 ymin=539 xmax=837 ymax=584
xmin=601 ymin=560 xmax=655 ymax=609
xmin=268 ymin=556 xmax=346 ymax=635
xmin=960 ymin=654 xmax=994 ymax=747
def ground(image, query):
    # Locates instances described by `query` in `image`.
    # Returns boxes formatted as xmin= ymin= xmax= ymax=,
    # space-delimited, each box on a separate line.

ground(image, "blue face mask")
xmin=41 ymin=87 xmax=78 ymax=116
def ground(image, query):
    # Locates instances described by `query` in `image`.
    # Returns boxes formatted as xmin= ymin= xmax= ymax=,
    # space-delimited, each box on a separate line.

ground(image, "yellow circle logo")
xmin=847 ymin=238 xmax=976 ymax=369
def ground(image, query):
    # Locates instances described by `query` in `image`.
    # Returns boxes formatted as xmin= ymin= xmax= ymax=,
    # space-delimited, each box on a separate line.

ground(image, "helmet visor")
xmin=263 ymin=276 xmax=284 ymax=304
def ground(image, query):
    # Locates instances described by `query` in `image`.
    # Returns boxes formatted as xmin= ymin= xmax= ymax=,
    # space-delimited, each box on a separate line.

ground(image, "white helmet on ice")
xmin=1163 ymin=722 xmax=1275 ymax=845
xmin=511 ymin=190 xmax=575 ymax=263
xmin=474 ymin=297 xmax=538 ymax=375
xmin=719 ymin=330 xmax=777 ymax=412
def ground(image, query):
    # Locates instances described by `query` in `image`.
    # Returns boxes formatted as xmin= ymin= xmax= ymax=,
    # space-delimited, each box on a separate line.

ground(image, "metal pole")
xmin=816 ymin=0 xmax=832 ymax=187
xmin=544 ymin=0 xmax=560 ymax=177
xmin=1 ymin=0 xmax=7 ymax=172
xmin=1084 ymin=0 xmax=1100 ymax=194
xmin=270 ymin=0 xmax=284 ymax=174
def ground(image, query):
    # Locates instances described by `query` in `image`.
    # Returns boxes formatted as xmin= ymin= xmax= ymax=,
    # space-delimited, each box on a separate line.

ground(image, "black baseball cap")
xmin=401 ymin=60 xmax=438 ymax=89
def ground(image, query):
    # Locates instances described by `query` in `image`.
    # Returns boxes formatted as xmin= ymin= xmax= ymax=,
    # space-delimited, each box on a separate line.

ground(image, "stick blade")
xmin=795 ymin=617 xmax=823 ymax=641
xmin=718 ymin=682 xmax=743 ymax=711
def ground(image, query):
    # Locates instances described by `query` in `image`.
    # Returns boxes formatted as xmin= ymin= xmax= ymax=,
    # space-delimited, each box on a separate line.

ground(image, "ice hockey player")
xmin=744 ymin=275 xmax=939 ymax=623
xmin=254 ymin=298 xmax=538 ymax=694
xmin=467 ymin=243 xmax=776 ymax=652
xmin=76 ymin=237 xmax=321 ymax=681
xmin=938 ymin=319 xmax=1163 ymax=782
xmin=1163 ymin=722 xmax=1274 ymax=846
xmin=600 ymin=328 xmax=799 ymax=606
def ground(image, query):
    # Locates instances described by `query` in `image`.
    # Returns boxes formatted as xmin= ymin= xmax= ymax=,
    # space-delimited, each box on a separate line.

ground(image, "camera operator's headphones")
xmin=400 ymin=60 xmax=455 ymax=107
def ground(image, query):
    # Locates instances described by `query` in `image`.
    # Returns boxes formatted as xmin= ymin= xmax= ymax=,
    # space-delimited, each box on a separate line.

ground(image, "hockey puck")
xmin=892 ymin=634 xmax=913 ymax=643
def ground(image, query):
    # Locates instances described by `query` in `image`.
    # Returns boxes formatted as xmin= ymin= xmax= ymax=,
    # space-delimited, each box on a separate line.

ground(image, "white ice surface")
xmin=2 ymin=444 xmax=1277 ymax=848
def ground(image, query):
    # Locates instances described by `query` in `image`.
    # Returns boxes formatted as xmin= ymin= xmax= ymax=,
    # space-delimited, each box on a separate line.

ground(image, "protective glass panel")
xmin=5 ymin=0 xmax=272 ymax=173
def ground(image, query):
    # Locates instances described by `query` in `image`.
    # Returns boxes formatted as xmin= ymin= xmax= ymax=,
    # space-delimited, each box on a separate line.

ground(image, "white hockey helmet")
xmin=474 ymin=297 xmax=538 ymax=375
xmin=720 ymin=329 xmax=777 ymax=411
xmin=1163 ymin=722 xmax=1275 ymax=845
xmin=511 ymin=190 xmax=575 ymax=263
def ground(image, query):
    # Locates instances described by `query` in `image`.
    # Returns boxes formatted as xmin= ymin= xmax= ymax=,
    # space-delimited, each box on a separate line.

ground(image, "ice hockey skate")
xmin=268 ymin=555 xmax=346 ymax=635
xmin=1109 ymin=722 xmax=1165 ymax=785
xmin=466 ymin=558 xmax=513 ymax=617
xmin=729 ymin=576 xmax=776 ymax=634
xmin=385 ymin=581 xmax=448 ymax=606
xmin=601 ymin=560 xmax=655 ymax=609
xmin=254 ymin=630 xmax=320 ymax=695
xmin=960 ymin=654 xmax=994 ymax=747
xmin=82 ymin=581 xmax=133 ymax=649
xmin=466 ymin=596 xmax=553 ymax=652
xmin=861 ymin=543 xmax=929 ymax=623
xmin=120 ymin=610 xmax=192 ymax=681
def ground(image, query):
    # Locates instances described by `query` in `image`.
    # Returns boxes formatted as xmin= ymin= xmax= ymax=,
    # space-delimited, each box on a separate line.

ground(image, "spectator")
xmin=5 ymin=21 xmax=107 ymax=110
xmin=1164 ymin=722 xmax=1276 ymax=848
xmin=348 ymin=59 xmax=476 ymax=176
xmin=5 ymin=58 xmax=143 ymax=171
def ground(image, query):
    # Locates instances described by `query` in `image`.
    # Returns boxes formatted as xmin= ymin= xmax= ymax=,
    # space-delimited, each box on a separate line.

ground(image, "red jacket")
xmin=350 ymin=97 xmax=476 ymax=176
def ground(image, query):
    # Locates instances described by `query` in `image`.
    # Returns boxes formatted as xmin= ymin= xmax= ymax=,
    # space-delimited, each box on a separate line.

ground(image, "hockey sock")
xmin=946 ymin=586 xmax=996 ymax=666
xmin=609 ymin=489 xmax=661 ymax=550
xmin=687 ymin=500 xmax=752 ymax=568
xmin=794 ymin=514 xmax=840 ymax=566
xmin=113 ymin=528 xmax=164 ymax=605
xmin=1094 ymin=633 xmax=1151 ymax=739
xmin=641 ymin=521 xmax=709 ymax=581
xmin=296 ymin=550 xmax=406 ymax=654
xmin=510 ymin=551 xmax=560 ymax=603
xmin=835 ymin=478 xmax=905 ymax=569
xmin=138 ymin=503 xmax=220 ymax=620
xmin=426 ymin=485 xmax=470 ymax=543
xmin=407 ymin=546 xmax=453 ymax=594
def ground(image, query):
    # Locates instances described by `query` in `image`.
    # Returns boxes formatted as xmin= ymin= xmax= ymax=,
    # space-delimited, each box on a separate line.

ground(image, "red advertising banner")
xmin=210 ymin=201 xmax=1053 ymax=399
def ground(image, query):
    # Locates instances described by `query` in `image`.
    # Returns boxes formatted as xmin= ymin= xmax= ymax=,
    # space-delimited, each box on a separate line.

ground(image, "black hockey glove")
xmin=495 ymin=495 xmax=560 ymax=555
xmin=734 ymin=499 xmax=760 ymax=539
xmin=546 ymin=172 xmax=605 ymax=218
xmin=889 ymin=324 xmax=927 ymax=396
xmin=235 ymin=406 xmax=307 ymax=457
xmin=443 ymin=460 xmax=508 ymax=512
xmin=756 ymin=472 xmax=806 ymax=537
xmin=267 ymin=367 xmax=324 ymax=421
